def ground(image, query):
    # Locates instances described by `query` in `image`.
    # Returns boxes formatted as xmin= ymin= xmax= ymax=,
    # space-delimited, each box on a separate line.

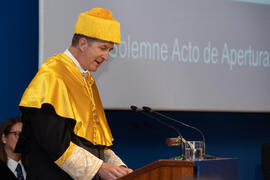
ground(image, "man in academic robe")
xmin=16 ymin=8 xmax=133 ymax=180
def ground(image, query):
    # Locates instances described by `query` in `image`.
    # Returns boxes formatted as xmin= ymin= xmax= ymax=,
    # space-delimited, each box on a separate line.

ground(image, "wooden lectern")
xmin=117 ymin=160 xmax=195 ymax=180
xmin=117 ymin=158 xmax=238 ymax=180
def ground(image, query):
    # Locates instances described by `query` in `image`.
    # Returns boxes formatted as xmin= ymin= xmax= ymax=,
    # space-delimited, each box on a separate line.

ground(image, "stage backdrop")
xmin=39 ymin=0 xmax=270 ymax=112
xmin=0 ymin=1 xmax=269 ymax=180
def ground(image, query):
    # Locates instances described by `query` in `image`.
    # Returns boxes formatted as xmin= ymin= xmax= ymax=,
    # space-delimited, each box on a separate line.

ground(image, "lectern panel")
xmin=118 ymin=160 xmax=194 ymax=180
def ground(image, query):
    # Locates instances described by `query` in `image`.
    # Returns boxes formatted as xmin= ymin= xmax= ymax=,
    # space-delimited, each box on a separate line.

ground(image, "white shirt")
xmin=7 ymin=157 xmax=26 ymax=179
xmin=64 ymin=49 xmax=89 ymax=75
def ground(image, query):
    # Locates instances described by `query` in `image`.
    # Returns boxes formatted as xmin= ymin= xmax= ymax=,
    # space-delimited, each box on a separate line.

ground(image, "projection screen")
xmin=39 ymin=0 xmax=270 ymax=112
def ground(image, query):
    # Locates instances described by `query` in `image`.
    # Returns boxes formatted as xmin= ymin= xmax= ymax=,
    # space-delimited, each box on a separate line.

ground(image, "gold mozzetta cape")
xmin=19 ymin=53 xmax=114 ymax=146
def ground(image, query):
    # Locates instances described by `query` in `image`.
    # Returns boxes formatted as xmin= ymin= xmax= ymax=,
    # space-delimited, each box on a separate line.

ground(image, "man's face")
xmin=81 ymin=40 xmax=114 ymax=72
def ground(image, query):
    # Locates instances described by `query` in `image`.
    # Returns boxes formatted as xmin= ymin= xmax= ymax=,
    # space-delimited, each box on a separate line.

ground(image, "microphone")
xmin=130 ymin=105 xmax=183 ymax=138
xmin=130 ymin=105 xmax=186 ymax=158
xmin=130 ymin=105 xmax=139 ymax=112
xmin=142 ymin=106 xmax=207 ymax=158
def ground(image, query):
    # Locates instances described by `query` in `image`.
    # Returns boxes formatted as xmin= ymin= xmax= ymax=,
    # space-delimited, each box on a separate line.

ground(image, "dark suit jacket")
xmin=0 ymin=160 xmax=18 ymax=180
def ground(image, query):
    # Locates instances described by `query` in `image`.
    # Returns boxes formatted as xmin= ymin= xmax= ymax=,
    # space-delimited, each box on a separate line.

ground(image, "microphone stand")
xmin=130 ymin=106 xmax=185 ymax=159
xmin=142 ymin=106 xmax=208 ymax=159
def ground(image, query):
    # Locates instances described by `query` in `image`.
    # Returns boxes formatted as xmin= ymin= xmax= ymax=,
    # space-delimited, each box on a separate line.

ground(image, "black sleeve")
xmin=18 ymin=103 xmax=76 ymax=161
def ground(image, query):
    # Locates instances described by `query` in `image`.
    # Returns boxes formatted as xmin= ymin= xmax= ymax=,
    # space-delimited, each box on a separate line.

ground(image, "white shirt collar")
xmin=7 ymin=157 xmax=26 ymax=179
xmin=64 ymin=49 xmax=89 ymax=74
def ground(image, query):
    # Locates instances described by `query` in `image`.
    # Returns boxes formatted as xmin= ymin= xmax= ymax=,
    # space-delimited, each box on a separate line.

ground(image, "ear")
xmin=78 ymin=37 xmax=88 ymax=52
xmin=1 ymin=133 xmax=7 ymax=144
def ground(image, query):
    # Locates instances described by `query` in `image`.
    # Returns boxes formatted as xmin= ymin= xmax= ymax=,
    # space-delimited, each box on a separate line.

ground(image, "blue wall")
xmin=0 ymin=0 xmax=38 ymax=120
xmin=0 ymin=1 xmax=269 ymax=180
xmin=107 ymin=110 xmax=270 ymax=180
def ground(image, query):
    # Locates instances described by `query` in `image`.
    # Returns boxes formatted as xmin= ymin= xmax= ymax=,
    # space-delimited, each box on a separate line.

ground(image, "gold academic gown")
xmin=19 ymin=53 xmax=114 ymax=180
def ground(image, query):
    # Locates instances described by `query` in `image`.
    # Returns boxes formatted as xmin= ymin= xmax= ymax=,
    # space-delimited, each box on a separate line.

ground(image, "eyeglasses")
xmin=8 ymin=131 xmax=21 ymax=137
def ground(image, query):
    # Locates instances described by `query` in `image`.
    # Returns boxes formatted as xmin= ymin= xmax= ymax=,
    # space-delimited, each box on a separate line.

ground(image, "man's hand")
xmin=97 ymin=162 xmax=133 ymax=180
xmin=119 ymin=166 xmax=133 ymax=174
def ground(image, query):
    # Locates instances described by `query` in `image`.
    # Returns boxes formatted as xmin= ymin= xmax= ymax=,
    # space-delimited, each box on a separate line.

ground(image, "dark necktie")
xmin=15 ymin=163 xmax=24 ymax=180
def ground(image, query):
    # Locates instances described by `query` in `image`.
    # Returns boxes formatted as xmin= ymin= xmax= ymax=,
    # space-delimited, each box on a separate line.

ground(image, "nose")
xmin=102 ymin=51 xmax=110 ymax=61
